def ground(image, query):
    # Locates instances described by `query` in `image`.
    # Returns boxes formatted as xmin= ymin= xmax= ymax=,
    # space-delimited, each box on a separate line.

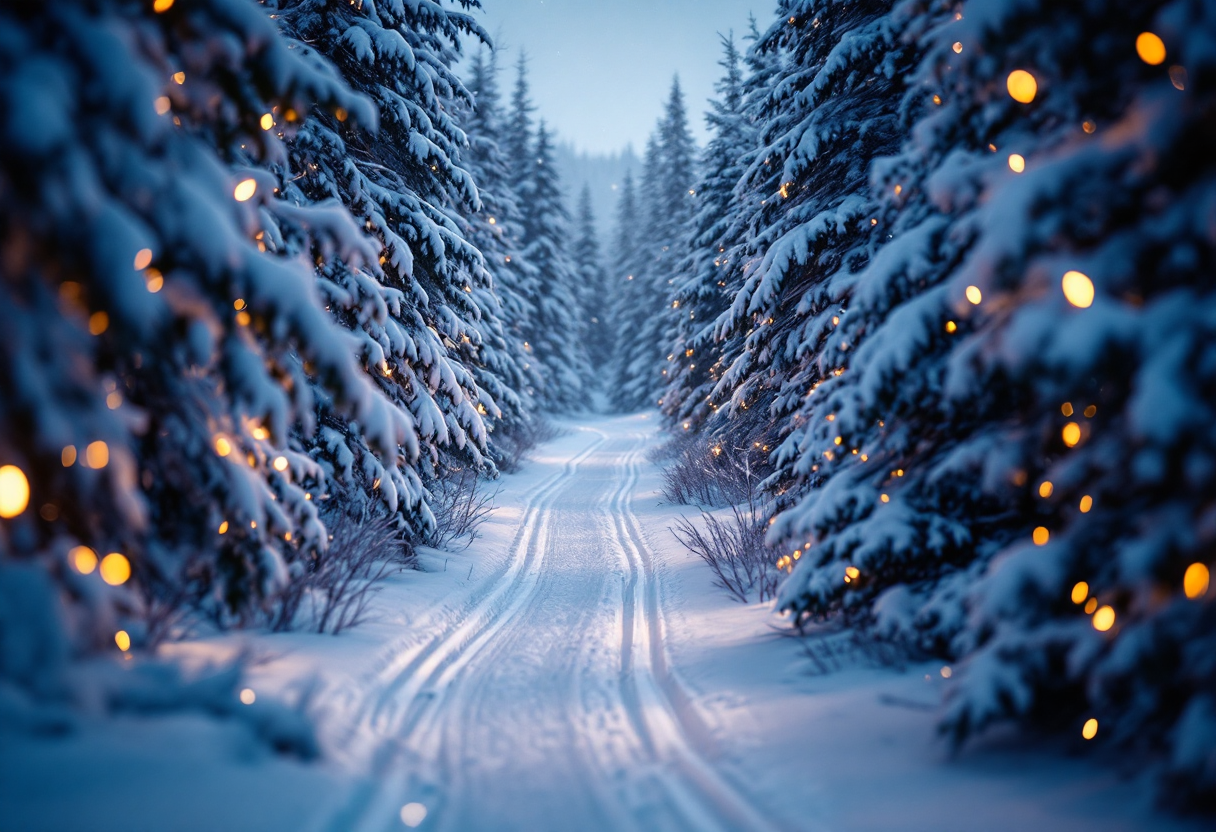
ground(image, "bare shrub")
xmin=492 ymin=415 xmax=563 ymax=473
xmin=428 ymin=464 xmax=500 ymax=550
xmin=656 ymin=432 xmax=763 ymax=508
xmin=669 ymin=450 xmax=780 ymax=603
xmin=271 ymin=507 xmax=409 ymax=634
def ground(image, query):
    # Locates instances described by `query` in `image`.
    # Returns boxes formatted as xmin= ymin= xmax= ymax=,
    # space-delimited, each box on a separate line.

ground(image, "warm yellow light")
xmin=1092 ymin=605 xmax=1116 ymax=631
xmin=940 ymin=666 xmax=953 ymax=679
xmin=1184 ymin=563 xmax=1210 ymax=600
xmin=1083 ymin=405 xmax=1097 ymax=418
xmin=144 ymin=268 xmax=164 ymax=293
xmin=966 ymin=285 xmax=982 ymax=305
xmin=1136 ymin=32 xmax=1166 ymax=66
xmin=1062 ymin=422 xmax=1082 ymax=447
xmin=834 ymin=436 xmax=843 ymax=446
xmin=99 ymin=553 xmax=131 ymax=586
xmin=0 ymin=465 xmax=30 ymax=519
xmin=1006 ymin=69 xmax=1038 ymax=103
xmin=62 ymin=446 xmax=77 ymax=467
xmin=1062 ymin=270 xmax=1095 ymax=308
xmin=845 ymin=566 xmax=860 ymax=579
xmin=1071 ymin=581 xmax=1089 ymax=605
xmin=134 ymin=249 xmax=153 ymax=270
xmin=154 ymin=96 xmax=171 ymax=115
xmin=234 ymin=178 xmax=258 ymax=202
xmin=240 ymin=688 xmax=256 ymax=705
xmin=952 ymin=42 xmax=963 ymax=54
xmin=1039 ymin=481 xmax=1053 ymax=498
xmin=173 ymin=71 xmax=185 ymax=85
xmin=89 ymin=311 xmax=109 ymax=335
xmin=215 ymin=436 xmax=233 ymax=457
xmin=880 ymin=494 xmax=890 ymax=503
xmin=85 ymin=441 xmax=109 ymax=469
xmin=260 ymin=113 xmax=274 ymax=131
xmin=945 ymin=321 xmax=957 ymax=333
xmin=1033 ymin=526 xmax=1050 ymax=546
xmin=153 ymin=0 xmax=175 ymax=11
xmin=1079 ymin=495 xmax=1093 ymax=513
xmin=1082 ymin=718 xmax=1098 ymax=740
xmin=273 ymin=456 xmax=289 ymax=472
xmin=218 ymin=521 xmax=229 ymax=535
xmin=1085 ymin=597 xmax=1098 ymax=615
xmin=72 ymin=546 xmax=98 ymax=574
xmin=115 ymin=630 xmax=131 ymax=652
xmin=234 ymin=298 xmax=247 ymax=311
xmin=1061 ymin=402 xmax=1074 ymax=417
xmin=1008 ymin=153 xmax=1025 ymax=173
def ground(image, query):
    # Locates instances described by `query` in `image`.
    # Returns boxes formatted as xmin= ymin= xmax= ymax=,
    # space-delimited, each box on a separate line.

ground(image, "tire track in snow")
xmin=323 ymin=428 xmax=607 ymax=832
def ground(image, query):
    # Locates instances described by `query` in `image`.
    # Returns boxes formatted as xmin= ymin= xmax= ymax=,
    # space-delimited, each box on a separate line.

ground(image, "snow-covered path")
xmin=329 ymin=419 xmax=773 ymax=832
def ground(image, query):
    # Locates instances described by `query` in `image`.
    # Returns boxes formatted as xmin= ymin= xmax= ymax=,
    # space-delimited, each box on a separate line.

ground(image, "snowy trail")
xmin=327 ymin=416 xmax=775 ymax=832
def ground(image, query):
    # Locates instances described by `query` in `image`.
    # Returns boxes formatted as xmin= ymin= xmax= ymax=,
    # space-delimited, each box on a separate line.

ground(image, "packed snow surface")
xmin=2 ymin=414 xmax=1198 ymax=832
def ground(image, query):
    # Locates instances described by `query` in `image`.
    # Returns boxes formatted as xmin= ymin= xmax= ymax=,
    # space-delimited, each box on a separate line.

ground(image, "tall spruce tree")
xmin=573 ymin=184 xmax=612 ymax=375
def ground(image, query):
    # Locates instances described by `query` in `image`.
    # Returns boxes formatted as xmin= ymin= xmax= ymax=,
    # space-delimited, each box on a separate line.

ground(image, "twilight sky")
xmin=466 ymin=0 xmax=775 ymax=155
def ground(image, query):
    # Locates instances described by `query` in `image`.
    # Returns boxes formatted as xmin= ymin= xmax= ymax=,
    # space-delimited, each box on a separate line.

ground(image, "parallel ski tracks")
xmin=324 ymin=424 xmax=779 ymax=832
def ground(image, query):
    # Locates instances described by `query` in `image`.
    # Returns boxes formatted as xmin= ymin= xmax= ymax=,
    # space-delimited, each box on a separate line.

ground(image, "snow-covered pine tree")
xmin=767 ymin=0 xmax=1216 ymax=804
xmin=267 ymin=0 xmax=511 ymax=536
xmin=0 ymin=0 xmax=401 ymax=672
xmin=614 ymin=80 xmax=699 ymax=411
xmin=518 ymin=121 xmax=592 ymax=408
xmin=605 ymin=169 xmax=648 ymax=402
xmin=573 ymin=184 xmax=613 ymax=375
xmin=662 ymin=33 xmax=754 ymax=432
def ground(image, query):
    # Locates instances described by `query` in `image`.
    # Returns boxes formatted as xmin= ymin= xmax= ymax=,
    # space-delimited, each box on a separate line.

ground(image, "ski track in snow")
xmin=322 ymin=419 xmax=776 ymax=832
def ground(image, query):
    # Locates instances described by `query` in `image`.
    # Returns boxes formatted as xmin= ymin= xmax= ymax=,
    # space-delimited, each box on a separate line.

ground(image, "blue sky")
xmin=466 ymin=0 xmax=774 ymax=155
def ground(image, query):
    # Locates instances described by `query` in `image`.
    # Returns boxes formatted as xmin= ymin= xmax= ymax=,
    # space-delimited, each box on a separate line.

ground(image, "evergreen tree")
xmin=0 ymin=0 xmax=400 ymax=673
xmin=519 ymin=122 xmax=592 ymax=408
xmin=662 ymin=33 xmax=754 ymax=431
xmin=573 ymin=184 xmax=612 ymax=375
xmin=761 ymin=0 xmax=1216 ymax=805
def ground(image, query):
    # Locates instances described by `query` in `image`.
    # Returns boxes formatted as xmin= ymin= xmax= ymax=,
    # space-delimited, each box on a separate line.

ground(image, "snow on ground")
xmin=2 ymin=414 xmax=1202 ymax=832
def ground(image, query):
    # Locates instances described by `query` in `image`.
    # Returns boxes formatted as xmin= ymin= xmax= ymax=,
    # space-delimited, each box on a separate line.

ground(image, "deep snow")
xmin=1 ymin=414 xmax=1200 ymax=832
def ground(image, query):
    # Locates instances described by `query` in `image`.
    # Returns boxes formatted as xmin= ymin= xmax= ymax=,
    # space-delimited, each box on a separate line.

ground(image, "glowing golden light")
xmin=1061 ymin=402 xmax=1074 ymax=417
xmin=99 ymin=553 xmax=131 ymax=586
xmin=215 ymin=436 xmax=233 ymax=457
xmin=145 ymin=268 xmax=164 ymax=293
xmin=173 ymin=71 xmax=185 ymax=85
xmin=940 ymin=666 xmax=952 ymax=679
xmin=89 ymin=311 xmax=109 ymax=335
xmin=1083 ymin=405 xmax=1097 ymax=418
xmin=1082 ymin=120 xmax=1096 ymax=134
xmin=1136 ymin=32 xmax=1166 ymax=65
xmin=945 ymin=321 xmax=957 ymax=333
xmin=1085 ymin=597 xmax=1098 ymax=615
xmin=1033 ymin=526 xmax=1050 ymax=546
xmin=834 ymin=436 xmax=843 ymax=446
xmin=85 ymin=441 xmax=109 ymax=469
xmin=880 ymin=494 xmax=890 ymax=503
xmin=1006 ymin=70 xmax=1038 ymax=103
xmin=218 ymin=521 xmax=229 ymax=535
xmin=1062 ymin=422 xmax=1082 ymax=448
xmin=273 ymin=456 xmax=289 ymax=472
xmin=965 ymin=285 xmax=982 ymax=305
xmin=1092 ymin=605 xmax=1116 ymax=631
xmin=952 ymin=42 xmax=963 ymax=54
xmin=1062 ymin=270 xmax=1095 ymax=308
xmin=1082 ymin=718 xmax=1098 ymax=740
xmin=240 ymin=688 xmax=256 ymax=705
xmin=1039 ymin=481 xmax=1053 ymax=498
xmin=1008 ymin=153 xmax=1025 ymax=173
xmin=134 ymin=249 xmax=153 ymax=270
xmin=1184 ymin=563 xmax=1210 ymax=600
xmin=400 ymin=803 xmax=428 ymax=828
xmin=1071 ymin=582 xmax=1089 ymax=605
xmin=153 ymin=0 xmax=175 ymax=11
xmin=260 ymin=113 xmax=274 ymax=131
xmin=115 ymin=630 xmax=131 ymax=652
xmin=62 ymin=446 xmax=77 ymax=467
xmin=845 ymin=566 xmax=860 ymax=580
xmin=251 ymin=426 xmax=270 ymax=441
xmin=107 ymin=392 xmax=122 ymax=410
xmin=72 ymin=546 xmax=98 ymax=574
xmin=234 ymin=178 xmax=258 ymax=202
xmin=1079 ymin=495 xmax=1093 ymax=513
xmin=234 ymin=298 xmax=247 ymax=311
xmin=154 ymin=96 xmax=171 ymax=115
xmin=0 ymin=465 xmax=30 ymax=519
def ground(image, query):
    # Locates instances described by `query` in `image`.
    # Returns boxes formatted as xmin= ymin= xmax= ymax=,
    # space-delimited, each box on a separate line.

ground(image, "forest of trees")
xmin=1 ymin=0 xmax=1213 ymax=813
